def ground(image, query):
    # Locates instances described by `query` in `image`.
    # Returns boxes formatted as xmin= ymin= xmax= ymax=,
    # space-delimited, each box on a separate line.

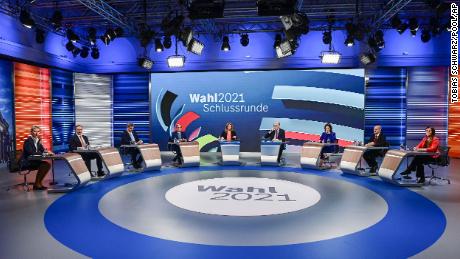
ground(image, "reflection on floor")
xmin=0 ymin=152 xmax=459 ymax=259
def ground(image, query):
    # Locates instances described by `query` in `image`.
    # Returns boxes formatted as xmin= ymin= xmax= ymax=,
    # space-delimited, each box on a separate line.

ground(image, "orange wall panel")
xmin=14 ymin=62 xmax=52 ymax=151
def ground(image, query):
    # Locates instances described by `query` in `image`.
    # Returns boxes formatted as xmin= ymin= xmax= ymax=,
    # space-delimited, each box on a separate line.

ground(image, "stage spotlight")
xmin=221 ymin=36 xmax=230 ymax=51
xmin=344 ymin=35 xmax=354 ymax=47
xmin=275 ymin=40 xmax=295 ymax=58
xmin=138 ymin=57 xmax=153 ymax=69
xmin=187 ymin=38 xmax=204 ymax=55
xmin=19 ymin=9 xmax=35 ymax=29
xmin=355 ymin=23 xmax=365 ymax=41
xmin=65 ymin=41 xmax=75 ymax=51
xmin=35 ymin=28 xmax=45 ymax=44
xmin=167 ymin=55 xmax=185 ymax=68
xmin=91 ymin=48 xmax=99 ymax=59
xmin=107 ymin=28 xmax=116 ymax=40
xmin=114 ymin=27 xmax=124 ymax=38
xmin=375 ymin=30 xmax=385 ymax=49
xmin=139 ymin=29 xmax=154 ymax=47
xmin=180 ymin=28 xmax=194 ymax=46
xmin=321 ymin=51 xmax=341 ymax=64
xmin=50 ymin=10 xmax=63 ymax=31
xmin=88 ymin=28 xmax=97 ymax=45
xmin=80 ymin=46 xmax=89 ymax=58
xmin=409 ymin=18 xmax=419 ymax=36
xmin=240 ymin=34 xmax=249 ymax=47
xmin=360 ymin=52 xmax=376 ymax=65
xmin=322 ymin=31 xmax=332 ymax=44
xmin=391 ymin=15 xmax=402 ymax=29
xmin=72 ymin=47 xmax=81 ymax=58
xmin=66 ymin=29 xmax=79 ymax=43
xmin=397 ymin=23 xmax=408 ymax=34
xmin=274 ymin=34 xmax=282 ymax=49
xmin=155 ymin=38 xmax=164 ymax=52
xmin=421 ymin=30 xmax=431 ymax=43
xmin=367 ymin=36 xmax=378 ymax=51
xmin=101 ymin=34 xmax=110 ymax=45
xmin=163 ymin=36 xmax=172 ymax=49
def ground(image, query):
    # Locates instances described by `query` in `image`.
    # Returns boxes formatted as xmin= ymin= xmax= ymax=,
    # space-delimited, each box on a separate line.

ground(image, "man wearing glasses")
xmin=121 ymin=123 xmax=144 ymax=169
xmin=170 ymin=123 xmax=188 ymax=165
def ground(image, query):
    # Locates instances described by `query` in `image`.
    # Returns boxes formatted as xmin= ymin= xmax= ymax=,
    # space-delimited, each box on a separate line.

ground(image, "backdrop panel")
xmin=74 ymin=73 xmax=113 ymax=147
xmin=51 ymin=69 xmax=75 ymax=153
xmin=0 ymin=59 xmax=14 ymax=164
xmin=406 ymin=67 xmax=448 ymax=147
xmin=113 ymin=73 xmax=150 ymax=146
xmin=14 ymin=62 xmax=52 ymax=151
xmin=365 ymin=68 xmax=407 ymax=148
xmin=151 ymin=69 xmax=365 ymax=152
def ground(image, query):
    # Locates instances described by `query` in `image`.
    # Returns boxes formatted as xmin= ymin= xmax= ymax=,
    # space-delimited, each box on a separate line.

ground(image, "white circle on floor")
xmin=165 ymin=177 xmax=321 ymax=216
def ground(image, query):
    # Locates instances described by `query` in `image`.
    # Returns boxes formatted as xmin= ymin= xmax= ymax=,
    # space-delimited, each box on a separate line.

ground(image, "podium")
xmin=41 ymin=153 xmax=92 ymax=193
xmin=260 ymin=140 xmax=283 ymax=166
xmin=219 ymin=140 xmax=240 ymax=165
xmin=177 ymin=141 xmax=200 ymax=167
xmin=379 ymin=150 xmax=435 ymax=187
xmin=121 ymin=144 xmax=162 ymax=171
xmin=300 ymin=142 xmax=338 ymax=169
xmin=96 ymin=147 xmax=125 ymax=178
xmin=339 ymin=146 xmax=388 ymax=176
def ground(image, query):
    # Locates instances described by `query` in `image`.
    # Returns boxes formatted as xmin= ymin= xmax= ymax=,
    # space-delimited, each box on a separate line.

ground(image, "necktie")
xmin=79 ymin=135 xmax=86 ymax=147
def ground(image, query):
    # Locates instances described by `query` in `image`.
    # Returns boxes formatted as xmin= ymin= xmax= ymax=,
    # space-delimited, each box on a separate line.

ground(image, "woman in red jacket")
xmin=401 ymin=126 xmax=440 ymax=183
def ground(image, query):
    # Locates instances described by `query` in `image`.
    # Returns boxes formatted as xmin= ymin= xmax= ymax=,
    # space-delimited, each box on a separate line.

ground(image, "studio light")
xmin=155 ymin=39 xmax=164 ymax=52
xmin=107 ymin=28 xmax=116 ymax=40
xmin=221 ymin=36 xmax=230 ymax=51
xmin=187 ymin=38 xmax=204 ymax=55
xmin=91 ymin=48 xmax=100 ymax=59
xmin=138 ymin=57 xmax=153 ymax=69
xmin=114 ymin=27 xmax=124 ymax=38
xmin=101 ymin=34 xmax=110 ymax=45
xmin=240 ymin=34 xmax=249 ymax=47
xmin=274 ymin=34 xmax=282 ymax=49
xmin=65 ymin=41 xmax=75 ymax=51
xmin=163 ymin=36 xmax=172 ymax=49
xmin=35 ymin=28 xmax=45 ymax=44
xmin=391 ymin=15 xmax=401 ymax=29
xmin=80 ymin=46 xmax=89 ymax=58
xmin=19 ymin=9 xmax=35 ymax=29
xmin=409 ymin=18 xmax=419 ymax=37
xmin=72 ymin=47 xmax=81 ymax=58
xmin=375 ymin=30 xmax=385 ymax=49
xmin=88 ymin=28 xmax=97 ymax=45
xmin=275 ymin=40 xmax=295 ymax=58
xmin=320 ymin=51 xmax=341 ymax=64
xmin=360 ymin=52 xmax=376 ymax=65
xmin=167 ymin=55 xmax=185 ymax=68
xmin=421 ymin=29 xmax=431 ymax=43
xmin=322 ymin=31 xmax=332 ymax=44
xmin=397 ymin=23 xmax=408 ymax=34
xmin=344 ymin=35 xmax=354 ymax=47
xmin=50 ymin=10 xmax=63 ymax=31
xmin=180 ymin=28 xmax=194 ymax=46
xmin=67 ymin=29 xmax=79 ymax=43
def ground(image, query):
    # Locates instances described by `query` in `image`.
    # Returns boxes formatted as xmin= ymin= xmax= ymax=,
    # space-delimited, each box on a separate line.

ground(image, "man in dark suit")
xmin=69 ymin=124 xmax=105 ymax=177
xmin=170 ymin=123 xmax=188 ymax=165
xmin=363 ymin=125 xmax=388 ymax=173
xmin=120 ymin=123 xmax=144 ymax=169
xmin=264 ymin=121 xmax=286 ymax=163
xmin=21 ymin=125 xmax=53 ymax=190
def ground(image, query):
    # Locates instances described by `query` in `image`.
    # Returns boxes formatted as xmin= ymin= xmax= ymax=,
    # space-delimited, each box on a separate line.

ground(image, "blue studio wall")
xmin=0 ymin=59 xmax=14 ymax=164
xmin=113 ymin=73 xmax=150 ymax=146
xmin=51 ymin=69 xmax=75 ymax=153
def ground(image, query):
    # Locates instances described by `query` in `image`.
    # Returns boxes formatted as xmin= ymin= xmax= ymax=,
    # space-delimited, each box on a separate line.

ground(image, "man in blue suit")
xmin=264 ymin=121 xmax=286 ymax=163
xmin=120 ymin=123 xmax=144 ymax=169
xmin=170 ymin=123 xmax=188 ymax=165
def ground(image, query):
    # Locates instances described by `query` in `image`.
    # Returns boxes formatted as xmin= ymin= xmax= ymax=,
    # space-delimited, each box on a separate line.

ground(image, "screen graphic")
xmin=151 ymin=69 xmax=364 ymax=152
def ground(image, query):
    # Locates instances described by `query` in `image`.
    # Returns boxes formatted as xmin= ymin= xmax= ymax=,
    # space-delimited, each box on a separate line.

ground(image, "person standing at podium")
xmin=69 ymin=124 xmax=105 ymax=177
xmin=219 ymin=122 xmax=237 ymax=141
xmin=120 ymin=123 xmax=144 ymax=169
xmin=171 ymin=123 xmax=188 ymax=165
xmin=264 ymin=121 xmax=286 ymax=163
xmin=363 ymin=125 xmax=388 ymax=174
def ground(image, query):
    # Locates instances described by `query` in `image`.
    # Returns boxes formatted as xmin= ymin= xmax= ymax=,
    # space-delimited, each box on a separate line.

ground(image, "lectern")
xmin=177 ymin=141 xmax=200 ymax=167
xmin=260 ymin=140 xmax=283 ymax=166
xmin=219 ymin=140 xmax=240 ymax=165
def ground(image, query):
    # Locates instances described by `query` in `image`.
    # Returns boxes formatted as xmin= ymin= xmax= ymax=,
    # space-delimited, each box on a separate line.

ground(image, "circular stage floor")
xmin=45 ymin=166 xmax=446 ymax=259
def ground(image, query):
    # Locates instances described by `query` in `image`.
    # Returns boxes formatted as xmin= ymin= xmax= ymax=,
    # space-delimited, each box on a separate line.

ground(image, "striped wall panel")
xmin=14 ymin=62 xmax=52 ymax=151
xmin=365 ymin=68 xmax=407 ymax=148
xmin=74 ymin=73 xmax=113 ymax=147
xmin=406 ymin=67 xmax=449 ymax=147
xmin=448 ymin=72 xmax=460 ymax=158
xmin=113 ymin=73 xmax=150 ymax=146
xmin=51 ymin=69 xmax=75 ymax=153
xmin=0 ymin=59 xmax=14 ymax=164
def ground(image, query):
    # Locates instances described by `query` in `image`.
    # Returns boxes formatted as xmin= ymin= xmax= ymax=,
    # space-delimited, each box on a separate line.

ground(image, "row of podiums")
xmin=41 ymin=140 xmax=429 ymax=193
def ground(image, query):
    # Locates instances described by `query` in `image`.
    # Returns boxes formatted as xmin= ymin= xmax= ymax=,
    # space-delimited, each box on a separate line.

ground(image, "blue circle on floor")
xmin=44 ymin=166 xmax=446 ymax=259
